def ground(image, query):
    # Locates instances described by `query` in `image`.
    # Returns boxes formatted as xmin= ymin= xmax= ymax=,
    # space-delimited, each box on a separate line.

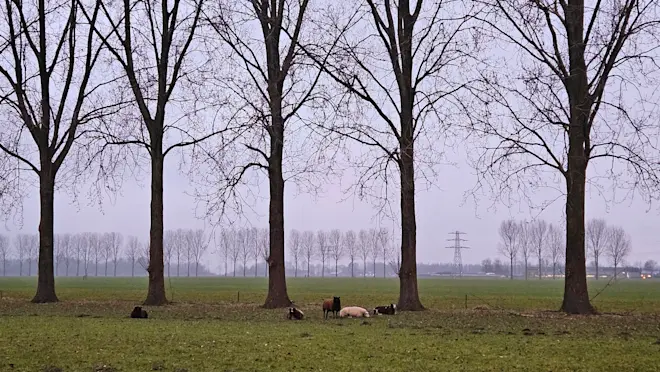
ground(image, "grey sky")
xmin=1 ymin=0 xmax=659 ymax=271
xmin=3 ymin=142 xmax=658 ymax=268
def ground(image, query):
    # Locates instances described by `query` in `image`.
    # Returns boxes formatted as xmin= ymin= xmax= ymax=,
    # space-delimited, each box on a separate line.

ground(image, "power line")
xmin=446 ymin=231 xmax=469 ymax=277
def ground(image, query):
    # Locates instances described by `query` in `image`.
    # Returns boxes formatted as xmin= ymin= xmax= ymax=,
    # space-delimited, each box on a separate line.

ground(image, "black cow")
xmin=130 ymin=306 xmax=148 ymax=319
xmin=288 ymin=307 xmax=305 ymax=320
xmin=373 ymin=303 xmax=396 ymax=315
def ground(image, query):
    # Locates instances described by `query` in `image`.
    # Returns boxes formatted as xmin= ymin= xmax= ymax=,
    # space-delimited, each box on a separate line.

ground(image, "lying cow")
xmin=288 ymin=307 xmax=305 ymax=320
xmin=373 ymin=303 xmax=396 ymax=315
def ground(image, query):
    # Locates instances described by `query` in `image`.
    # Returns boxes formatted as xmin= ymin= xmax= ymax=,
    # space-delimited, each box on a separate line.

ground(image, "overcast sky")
xmin=1 ymin=0 xmax=659 ymax=270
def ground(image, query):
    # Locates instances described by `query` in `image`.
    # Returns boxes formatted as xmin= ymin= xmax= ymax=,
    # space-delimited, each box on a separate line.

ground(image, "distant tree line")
xmin=214 ymin=227 xmax=398 ymax=278
xmin=0 ymin=230 xmax=212 ymax=277
xmin=497 ymin=219 xmax=635 ymax=280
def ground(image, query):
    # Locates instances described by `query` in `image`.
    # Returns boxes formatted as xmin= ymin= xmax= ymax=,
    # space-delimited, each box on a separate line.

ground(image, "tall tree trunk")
xmin=32 ymin=170 xmax=59 ymax=303
xmin=307 ymin=260 xmax=309 ymax=277
xmin=561 ymin=154 xmax=593 ymax=313
xmin=363 ymin=261 xmax=366 ymax=278
xmin=131 ymin=260 xmax=135 ymax=277
xmin=351 ymin=258 xmax=354 ymax=277
xmin=559 ymin=0 xmax=595 ymax=315
xmin=263 ymin=105 xmax=291 ymax=308
xmin=177 ymin=256 xmax=180 ymax=277
xmin=553 ymin=262 xmax=556 ymax=279
xmin=335 ymin=259 xmax=338 ymax=277
xmin=144 ymin=149 xmax=167 ymax=305
xmin=397 ymin=120 xmax=423 ymax=310
xmin=538 ymin=256 xmax=542 ymax=279
xmin=294 ymin=260 xmax=298 ymax=278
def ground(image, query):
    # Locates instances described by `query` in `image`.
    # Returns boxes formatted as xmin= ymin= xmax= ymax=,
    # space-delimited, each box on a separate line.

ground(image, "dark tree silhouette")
xmin=197 ymin=0 xmax=346 ymax=308
xmin=300 ymin=0 xmax=482 ymax=310
xmin=0 ymin=0 xmax=119 ymax=302
xmin=468 ymin=0 xmax=660 ymax=314
xmin=84 ymin=0 xmax=232 ymax=305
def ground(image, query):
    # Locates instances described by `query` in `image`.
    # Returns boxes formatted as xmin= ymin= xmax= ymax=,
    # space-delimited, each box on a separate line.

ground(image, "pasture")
xmin=1 ymin=277 xmax=659 ymax=371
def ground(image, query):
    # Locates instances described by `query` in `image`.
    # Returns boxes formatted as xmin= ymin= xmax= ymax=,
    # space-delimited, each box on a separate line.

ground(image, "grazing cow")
xmin=373 ymin=303 xmax=397 ymax=315
xmin=339 ymin=306 xmax=370 ymax=318
xmin=130 ymin=306 xmax=148 ymax=319
xmin=288 ymin=307 xmax=305 ymax=320
xmin=322 ymin=296 xmax=341 ymax=319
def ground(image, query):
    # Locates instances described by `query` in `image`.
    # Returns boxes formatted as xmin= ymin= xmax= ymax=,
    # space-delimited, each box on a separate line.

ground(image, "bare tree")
xmin=173 ymin=229 xmax=185 ymax=277
xmin=316 ymin=230 xmax=329 ymax=277
xmin=24 ymin=234 xmax=38 ymax=276
xmin=546 ymin=223 xmax=564 ymax=279
xmin=529 ymin=220 xmax=548 ymax=279
xmin=15 ymin=235 xmax=25 ymax=276
xmin=607 ymin=226 xmax=631 ymax=281
xmin=301 ymin=230 xmax=315 ymax=277
xmin=301 ymin=0 xmax=481 ymax=310
xmin=218 ymin=228 xmax=233 ymax=276
xmin=343 ymin=230 xmax=357 ymax=277
xmin=72 ymin=234 xmax=83 ymax=276
xmin=101 ymin=233 xmax=111 ymax=276
xmin=197 ymin=0 xmax=351 ymax=308
xmin=289 ymin=229 xmax=302 ymax=278
xmin=378 ymin=228 xmax=390 ymax=278
xmin=239 ymin=228 xmax=251 ymax=277
xmin=644 ymin=260 xmax=657 ymax=272
xmin=57 ymin=234 xmax=72 ymax=276
xmin=468 ymin=0 xmax=660 ymax=314
xmin=498 ymin=219 xmax=519 ymax=280
xmin=258 ymin=227 xmax=269 ymax=278
xmin=84 ymin=0 xmax=234 ymax=305
xmin=230 ymin=228 xmax=242 ymax=276
xmin=358 ymin=229 xmax=371 ymax=278
xmin=329 ymin=229 xmax=343 ymax=277
xmin=90 ymin=233 xmax=100 ymax=276
xmin=518 ymin=221 xmax=531 ymax=280
xmin=586 ymin=219 xmax=608 ymax=280
xmin=369 ymin=228 xmax=380 ymax=277
xmin=126 ymin=235 xmax=140 ymax=277
xmin=249 ymin=227 xmax=261 ymax=277
xmin=0 ymin=234 xmax=9 ymax=276
xmin=164 ymin=230 xmax=175 ymax=277
xmin=186 ymin=229 xmax=207 ymax=277
xmin=0 ymin=0 xmax=121 ymax=302
xmin=109 ymin=232 xmax=123 ymax=277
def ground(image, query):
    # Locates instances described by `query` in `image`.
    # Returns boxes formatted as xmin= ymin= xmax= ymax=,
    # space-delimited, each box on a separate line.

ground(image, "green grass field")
xmin=1 ymin=277 xmax=660 ymax=371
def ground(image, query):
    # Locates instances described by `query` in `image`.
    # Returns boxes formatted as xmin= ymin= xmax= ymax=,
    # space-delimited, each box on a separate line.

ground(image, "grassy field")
xmin=1 ymin=277 xmax=660 ymax=371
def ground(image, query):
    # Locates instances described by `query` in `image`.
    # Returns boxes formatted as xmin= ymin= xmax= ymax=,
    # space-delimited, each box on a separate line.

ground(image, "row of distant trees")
xmin=498 ymin=219 xmax=635 ymax=280
xmin=215 ymin=227 xmax=399 ymax=278
xmin=0 ymin=230 xmax=208 ymax=277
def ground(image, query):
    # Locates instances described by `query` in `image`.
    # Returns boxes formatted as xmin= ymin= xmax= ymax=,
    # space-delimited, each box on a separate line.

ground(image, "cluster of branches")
xmin=497 ymin=219 xmax=565 ymax=280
